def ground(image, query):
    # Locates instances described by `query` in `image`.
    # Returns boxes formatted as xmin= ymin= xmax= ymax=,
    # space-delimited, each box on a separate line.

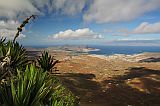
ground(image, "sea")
xmin=88 ymin=45 xmax=160 ymax=55
xmin=27 ymin=45 xmax=160 ymax=55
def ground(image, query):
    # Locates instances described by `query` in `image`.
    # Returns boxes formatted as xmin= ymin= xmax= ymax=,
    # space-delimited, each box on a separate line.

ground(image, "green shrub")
xmin=50 ymin=87 xmax=79 ymax=106
xmin=49 ymin=77 xmax=79 ymax=106
xmin=38 ymin=51 xmax=58 ymax=72
xmin=0 ymin=65 xmax=79 ymax=106
xmin=0 ymin=64 xmax=51 ymax=106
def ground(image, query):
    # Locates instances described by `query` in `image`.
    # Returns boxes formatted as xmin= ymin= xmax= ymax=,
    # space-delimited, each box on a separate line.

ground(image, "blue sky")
xmin=0 ymin=0 xmax=160 ymax=46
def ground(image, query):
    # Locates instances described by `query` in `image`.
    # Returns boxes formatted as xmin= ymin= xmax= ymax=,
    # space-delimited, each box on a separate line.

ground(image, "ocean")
xmin=27 ymin=45 xmax=160 ymax=55
xmin=88 ymin=45 xmax=160 ymax=55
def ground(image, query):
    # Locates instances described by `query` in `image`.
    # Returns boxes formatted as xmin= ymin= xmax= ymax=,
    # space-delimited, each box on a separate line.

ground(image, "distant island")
xmin=45 ymin=45 xmax=100 ymax=53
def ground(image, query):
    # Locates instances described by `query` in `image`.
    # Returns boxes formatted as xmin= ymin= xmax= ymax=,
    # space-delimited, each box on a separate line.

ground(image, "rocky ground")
xmin=27 ymin=49 xmax=160 ymax=106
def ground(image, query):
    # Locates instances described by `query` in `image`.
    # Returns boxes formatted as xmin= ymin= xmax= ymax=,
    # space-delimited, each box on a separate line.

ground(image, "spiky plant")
xmin=0 ymin=15 xmax=36 ymax=76
xmin=0 ymin=64 xmax=53 ymax=106
xmin=0 ymin=37 xmax=6 ymax=44
xmin=0 ymin=40 xmax=6 ymax=80
xmin=0 ymin=65 xmax=79 ymax=106
xmin=0 ymin=38 xmax=12 ymax=79
xmin=0 ymin=40 xmax=28 ymax=73
xmin=0 ymin=38 xmax=7 ymax=61
xmin=9 ymin=42 xmax=28 ymax=71
xmin=38 ymin=51 xmax=58 ymax=72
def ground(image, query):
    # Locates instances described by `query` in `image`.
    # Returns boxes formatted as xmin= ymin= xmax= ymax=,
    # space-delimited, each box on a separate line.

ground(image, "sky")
xmin=0 ymin=0 xmax=160 ymax=46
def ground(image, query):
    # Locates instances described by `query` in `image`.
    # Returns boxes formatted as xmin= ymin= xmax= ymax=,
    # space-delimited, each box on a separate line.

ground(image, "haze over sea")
xmin=88 ymin=46 xmax=160 ymax=55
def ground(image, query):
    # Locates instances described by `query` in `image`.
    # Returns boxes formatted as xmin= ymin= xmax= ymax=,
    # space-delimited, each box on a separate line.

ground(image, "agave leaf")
xmin=11 ymin=79 xmax=19 ymax=106
xmin=0 ymin=63 xmax=78 ymax=106
xmin=38 ymin=51 xmax=58 ymax=72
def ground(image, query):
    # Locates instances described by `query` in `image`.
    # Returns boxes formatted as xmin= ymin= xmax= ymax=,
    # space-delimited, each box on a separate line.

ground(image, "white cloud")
xmin=0 ymin=20 xmax=19 ymax=30
xmin=0 ymin=20 xmax=26 ymax=39
xmin=0 ymin=29 xmax=26 ymax=39
xmin=84 ymin=0 xmax=160 ymax=23
xmin=133 ymin=22 xmax=160 ymax=34
xmin=49 ymin=28 xmax=102 ymax=39
xmin=105 ymin=22 xmax=160 ymax=36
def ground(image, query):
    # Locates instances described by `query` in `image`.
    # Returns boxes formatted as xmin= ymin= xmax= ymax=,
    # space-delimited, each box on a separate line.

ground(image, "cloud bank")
xmin=0 ymin=0 xmax=88 ymax=20
xmin=49 ymin=28 xmax=102 ymax=39
xmin=1 ymin=0 xmax=159 ymax=23
xmin=133 ymin=22 xmax=160 ymax=34
xmin=105 ymin=22 xmax=160 ymax=36
xmin=84 ymin=0 xmax=160 ymax=23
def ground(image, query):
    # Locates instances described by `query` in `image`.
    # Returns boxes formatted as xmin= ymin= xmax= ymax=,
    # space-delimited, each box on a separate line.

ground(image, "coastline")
xmin=25 ymin=46 xmax=160 ymax=105
xmin=88 ymin=52 xmax=160 ymax=62
xmin=26 ymin=46 xmax=160 ymax=63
